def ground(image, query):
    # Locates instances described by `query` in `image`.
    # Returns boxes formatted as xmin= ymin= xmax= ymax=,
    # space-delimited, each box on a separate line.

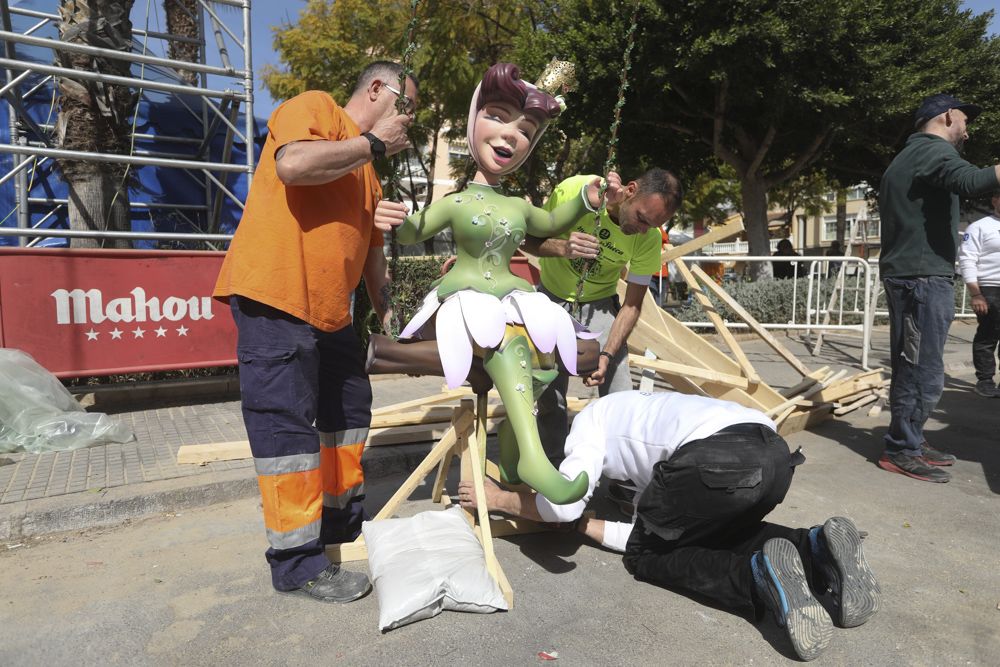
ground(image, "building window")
xmin=822 ymin=215 xmax=857 ymax=242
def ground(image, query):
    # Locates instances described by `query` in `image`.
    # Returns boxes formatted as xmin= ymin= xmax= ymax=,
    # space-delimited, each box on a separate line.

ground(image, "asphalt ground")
xmin=0 ymin=322 xmax=998 ymax=664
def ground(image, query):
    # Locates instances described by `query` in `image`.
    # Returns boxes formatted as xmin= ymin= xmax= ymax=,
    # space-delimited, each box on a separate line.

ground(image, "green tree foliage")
xmin=515 ymin=0 xmax=1000 ymax=277
xmin=769 ymin=171 xmax=835 ymax=234
xmin=260 ymin=1 xmax=549 ymax=206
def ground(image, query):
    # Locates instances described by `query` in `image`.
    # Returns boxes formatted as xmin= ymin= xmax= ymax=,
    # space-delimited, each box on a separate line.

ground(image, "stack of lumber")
xmin=619 ymin=222 xmax=887 ymax=436
xmin=176 ymin=387 xmax=593 ymax=465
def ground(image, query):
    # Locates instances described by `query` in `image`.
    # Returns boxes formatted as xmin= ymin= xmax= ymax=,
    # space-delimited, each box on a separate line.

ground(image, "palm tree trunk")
xmin=164 ymin=0 xmax=200 ymax=85
xmin=56 ymin=0 xmax=137 ymax=249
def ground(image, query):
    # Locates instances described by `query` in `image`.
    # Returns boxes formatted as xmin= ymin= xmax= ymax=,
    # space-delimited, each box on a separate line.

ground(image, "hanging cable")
xmin=382 ymin=0 xmax=421 ymax=337
xmin=573 ymin=2 xmax=641 ymax=314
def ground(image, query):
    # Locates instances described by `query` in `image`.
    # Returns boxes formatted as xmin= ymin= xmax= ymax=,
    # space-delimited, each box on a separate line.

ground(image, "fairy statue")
xmin=371 ymin=62 xmax=619 ymax=505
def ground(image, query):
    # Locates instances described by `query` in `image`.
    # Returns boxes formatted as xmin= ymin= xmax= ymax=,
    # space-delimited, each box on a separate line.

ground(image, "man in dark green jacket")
xmin=878 ymin=94 xmax=1000 ymax=483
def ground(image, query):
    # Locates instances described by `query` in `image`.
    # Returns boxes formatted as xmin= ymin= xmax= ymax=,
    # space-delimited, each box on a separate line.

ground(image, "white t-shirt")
xmin=958 ymin=214 xmax=1000 ymax=287
xmin=534 ymin=391 xmax=776 ymax=552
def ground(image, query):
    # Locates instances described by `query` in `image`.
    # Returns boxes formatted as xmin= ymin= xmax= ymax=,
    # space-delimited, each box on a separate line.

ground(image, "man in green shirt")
xmin=524 ymin=168 xmax=683 ymax=458
xmin=877 ymin=93 xmax=1000 ymax=483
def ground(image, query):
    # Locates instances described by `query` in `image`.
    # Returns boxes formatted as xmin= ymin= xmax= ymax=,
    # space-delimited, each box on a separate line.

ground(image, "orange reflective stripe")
xmin=257 ymin=468 xmax=322 ymax=533
xmin=321 ymin=442 xmax=365 ymax=496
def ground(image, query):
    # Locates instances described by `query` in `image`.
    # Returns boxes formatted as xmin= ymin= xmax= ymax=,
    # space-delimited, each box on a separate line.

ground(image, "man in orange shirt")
xmin=214 ymin=61 xmax=416 ymax=603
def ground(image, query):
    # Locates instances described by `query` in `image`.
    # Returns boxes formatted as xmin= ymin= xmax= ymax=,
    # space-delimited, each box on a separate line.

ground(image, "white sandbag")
xmin=362 ymin=506 xmax=508 ymax=632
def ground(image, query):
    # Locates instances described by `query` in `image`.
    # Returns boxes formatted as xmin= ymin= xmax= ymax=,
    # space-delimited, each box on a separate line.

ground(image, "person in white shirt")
xmin=958 ymin=190 xmax=1000 ymax=397
xmin=458 ymin=391 xmax=881 ymax=662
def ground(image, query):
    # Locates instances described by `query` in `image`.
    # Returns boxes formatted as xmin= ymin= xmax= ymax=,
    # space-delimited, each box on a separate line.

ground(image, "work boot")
xmin=877 ymin=451 xmax=950 ymax=483
xmin=973 ymin=379 xmax=998 ymax=397
xmin=808 ymin=517 xmax=881 ymax=628
xmin=751 ymin=538 xmax=833 ymax=662
xmin=920 ymin=441 xmax=956 ymax=467
xmin=281 ymin=563 xmax=371 ymax=603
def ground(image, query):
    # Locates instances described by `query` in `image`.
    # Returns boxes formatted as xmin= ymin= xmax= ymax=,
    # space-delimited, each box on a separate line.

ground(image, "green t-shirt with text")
xmin=538 ymin=175 xmax=662 ymax=302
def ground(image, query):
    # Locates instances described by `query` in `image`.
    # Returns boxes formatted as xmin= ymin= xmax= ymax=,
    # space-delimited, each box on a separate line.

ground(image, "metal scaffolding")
xmin=0 ymin=0 xmax=254 ymax=249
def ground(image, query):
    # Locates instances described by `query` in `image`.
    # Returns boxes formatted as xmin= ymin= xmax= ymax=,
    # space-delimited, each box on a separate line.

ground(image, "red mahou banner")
xmin=0 ymin=248 xmax=237 ymax=378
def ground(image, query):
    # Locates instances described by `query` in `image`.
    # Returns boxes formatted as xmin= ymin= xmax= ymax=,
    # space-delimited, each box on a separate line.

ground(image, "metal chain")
xmin=383 ymin=0 xmax=420 ymax=338
xmin=573 ymin=2 xmax=641 ymax=313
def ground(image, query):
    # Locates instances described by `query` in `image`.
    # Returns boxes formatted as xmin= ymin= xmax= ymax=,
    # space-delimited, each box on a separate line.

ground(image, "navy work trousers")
xmin=231 ymin=296 xmax=372 ymax=591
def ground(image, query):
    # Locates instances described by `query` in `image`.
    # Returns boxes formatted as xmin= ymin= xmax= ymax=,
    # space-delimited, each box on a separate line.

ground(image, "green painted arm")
xmin=397 ymin=196 xmax=458 ymax=245
xmin=523 ymin=184 xmax=590 ymax=238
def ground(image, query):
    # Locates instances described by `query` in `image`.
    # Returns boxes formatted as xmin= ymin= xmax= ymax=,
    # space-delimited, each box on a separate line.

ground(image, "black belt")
xmin=714 ymin=422 xmax=770 ymax=436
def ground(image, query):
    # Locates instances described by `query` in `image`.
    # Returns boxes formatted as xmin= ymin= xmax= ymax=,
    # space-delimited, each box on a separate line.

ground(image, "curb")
xmin=0 ymin=441 xmax=437 ymax=543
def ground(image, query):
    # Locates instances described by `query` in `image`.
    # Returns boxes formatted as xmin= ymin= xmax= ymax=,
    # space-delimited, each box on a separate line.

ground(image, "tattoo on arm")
xmin=378 ymin=284 xmax=391 ymax=316
xmin=275 ymin=143 xmax=294 ymax=162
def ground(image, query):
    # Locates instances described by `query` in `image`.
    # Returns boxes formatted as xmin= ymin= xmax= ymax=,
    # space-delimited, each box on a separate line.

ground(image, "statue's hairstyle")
xmin=476 ymin=63 xmax=560 ymax=123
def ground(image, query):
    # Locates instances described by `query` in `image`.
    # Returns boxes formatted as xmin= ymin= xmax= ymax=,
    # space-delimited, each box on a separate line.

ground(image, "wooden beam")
xmin=628 ymin=353 xmax=750 ymax=389
xmin=670 ymin=249 xmax=761 ymax=384
xmin=371 ymin=388 xmax=470 ymax=416
xmin=176 ymin=441 xmax=250 ymax=465
xmin=661 ymin=218 xmax=744 ymax=263
xmin=690 ymin=264 xmax=812 ymax=377
xmin=372 ymin=409 xmax=474 ymax=521
xmin=325 ymin=536 xmax=368 ymax=563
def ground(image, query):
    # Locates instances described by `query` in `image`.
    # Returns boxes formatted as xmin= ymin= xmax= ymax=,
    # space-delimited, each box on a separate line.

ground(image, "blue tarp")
xmin=0 ymin=0 xmax=264 ymax=248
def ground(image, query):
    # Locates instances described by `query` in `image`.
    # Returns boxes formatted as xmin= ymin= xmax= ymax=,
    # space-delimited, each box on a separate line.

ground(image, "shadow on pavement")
xmin=809 ymin=376 xmax=1000 ymax=495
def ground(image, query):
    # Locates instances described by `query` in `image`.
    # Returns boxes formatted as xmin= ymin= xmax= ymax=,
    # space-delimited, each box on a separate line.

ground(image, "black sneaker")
xmin=751 ymin=538 xmax=833 ymax=661
xmin=877 ymin=451 xmax=950 ymax=483
xmin=973 ymin=379 xmax=998 ymax=397
xmin=920 ymin=441 xmax=956 ymax=467
xmin=809 ymin=517 xmax=881 ymax=628
xmin=606 ymin=480 xmax=636 ymax=516
xmin=280 ymin=563 xmax=371 ymax=603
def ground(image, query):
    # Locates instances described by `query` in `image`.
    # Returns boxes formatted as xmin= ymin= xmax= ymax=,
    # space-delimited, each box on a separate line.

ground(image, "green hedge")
xmin=671 ymin=275 xmax=975 ymax=327
xmin=353 ymin=256 xmax=451 ymax=346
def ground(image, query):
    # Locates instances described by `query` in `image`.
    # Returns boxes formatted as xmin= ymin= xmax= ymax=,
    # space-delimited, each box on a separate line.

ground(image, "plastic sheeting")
xmin=0 ymin=349 xmax=134 ymax=453
xmin=0 ymin=0 xmax=264 ymax=249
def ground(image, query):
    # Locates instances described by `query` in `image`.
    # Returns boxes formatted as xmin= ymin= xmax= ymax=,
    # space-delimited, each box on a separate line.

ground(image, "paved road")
xmin=2 ymin=361 xmax=998 ymax=665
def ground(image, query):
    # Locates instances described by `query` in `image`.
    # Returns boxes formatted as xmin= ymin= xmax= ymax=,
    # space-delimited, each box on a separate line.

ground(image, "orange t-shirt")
xmin=213 ymin=90 xmax=383 ymax=332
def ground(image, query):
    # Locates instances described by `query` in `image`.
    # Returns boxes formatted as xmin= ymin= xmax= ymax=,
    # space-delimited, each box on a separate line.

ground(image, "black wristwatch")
xmin=599 ymin=350 xmax=615 ymax=362
xmin=362 ymin=132 xmax=386 ymax=159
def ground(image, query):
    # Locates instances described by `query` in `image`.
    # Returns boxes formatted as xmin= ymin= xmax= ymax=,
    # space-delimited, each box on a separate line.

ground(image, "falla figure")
xmin=374 ymin=62 xmax=619 ymax=504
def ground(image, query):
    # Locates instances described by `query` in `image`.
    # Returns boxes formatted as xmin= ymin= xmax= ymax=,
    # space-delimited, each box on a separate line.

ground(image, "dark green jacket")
xmin=878 ymin=133 xmax=999 ymax=278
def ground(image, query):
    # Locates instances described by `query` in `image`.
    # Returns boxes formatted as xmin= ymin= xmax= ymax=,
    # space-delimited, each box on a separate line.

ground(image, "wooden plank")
xmin=628 ymin=353 xmax=750 ymax=389
xmin=326 ymin=536 xmax=368 ymax=563
xmin=671 ymin=251 xmax=761 ymax=384
xmin=661 ymin=218 xmax=744 ymax=263
xmin=370 ymin=403 xmax=507 ymax=429
xmin=371 ymin=388 xmax=469 ymax=416
xmin=626 ymin=315 xmax=776 ymax=410
xmin=690 ymin=264 xmax=812 ymax=377
xmin=765 ymin=370 xmax=846 ymax=418
xmin=814 ymin=377 xmax=885 ymax=404
xmin=777 ymin=404 xmax=833 ymax=436
xmin=779 ymin=367 xmax=831 ymax=397
xmin=372 ymin=409 xmax=473 ymax=521
xmin=177 ymin=441 xmax=250 ymax=465
xmin=834 ymin=393 xmax=879 ymax=416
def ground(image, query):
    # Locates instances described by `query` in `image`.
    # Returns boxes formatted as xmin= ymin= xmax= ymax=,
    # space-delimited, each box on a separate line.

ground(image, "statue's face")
xmin=472 ymin=101 xmax=539 ymax=175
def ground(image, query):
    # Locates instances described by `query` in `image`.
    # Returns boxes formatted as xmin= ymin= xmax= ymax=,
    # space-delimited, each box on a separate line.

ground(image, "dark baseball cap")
xmin=914 ymin=93 xmax=982 ymax=129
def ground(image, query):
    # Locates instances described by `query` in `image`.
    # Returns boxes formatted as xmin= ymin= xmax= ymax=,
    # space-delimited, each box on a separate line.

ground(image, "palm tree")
xmin=163 ymin=0 xmax=199 ymax=85
xmin=55 ymin=0 xmax=138 ymax=249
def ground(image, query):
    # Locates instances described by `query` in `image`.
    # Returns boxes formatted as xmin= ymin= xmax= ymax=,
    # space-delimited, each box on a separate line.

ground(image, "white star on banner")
xmin=154 ymin=327 xmax=167 ymax=337
xmin=176 ymin=325 xmax=189 ymax=337
xmin=110 ymin=328 xmax=123 ymax=340
xmin=85 ymin=329 xmax=99 ymax=341
xmin=132 ymin=327 xmax=145 ymax=338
